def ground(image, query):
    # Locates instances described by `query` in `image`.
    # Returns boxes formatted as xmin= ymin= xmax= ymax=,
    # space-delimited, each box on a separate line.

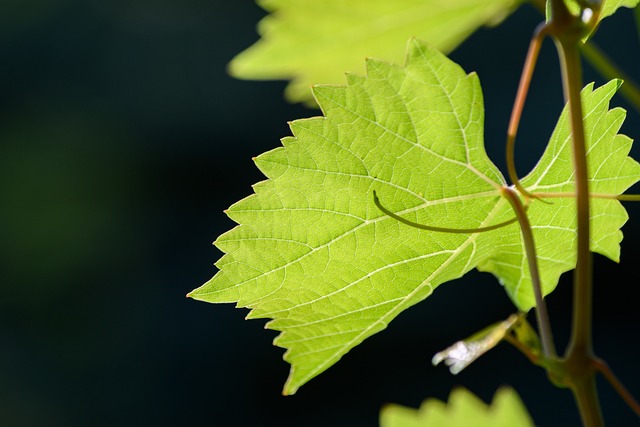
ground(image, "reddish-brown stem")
xmin=593 ymin=358 xmax=640 ymax=417
xmin=506 ymin=23 xmax=549 ymax=198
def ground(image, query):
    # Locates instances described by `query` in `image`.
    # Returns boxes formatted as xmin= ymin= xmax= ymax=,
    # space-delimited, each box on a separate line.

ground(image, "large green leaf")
xmin=230 ymin=0 xmax=520 ymax=104
xmin=379 ymin=388 xmax=534 ymax=427
xmin=191 ymin=39 xmax=639 ymax=394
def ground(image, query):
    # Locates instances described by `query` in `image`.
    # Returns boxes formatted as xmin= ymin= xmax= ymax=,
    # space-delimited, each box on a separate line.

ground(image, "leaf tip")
xmin=612 ymin=78 xmax=624 ymax=91
xmin=282 ymin=376 xmax=299 ymax=396
xmin=225 ymin=57 xmax=240 ymax=78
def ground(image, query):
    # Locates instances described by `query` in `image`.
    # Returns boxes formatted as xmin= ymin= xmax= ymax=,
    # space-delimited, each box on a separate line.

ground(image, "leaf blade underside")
xmin=192 ymin=40 xmax=640 ymax=394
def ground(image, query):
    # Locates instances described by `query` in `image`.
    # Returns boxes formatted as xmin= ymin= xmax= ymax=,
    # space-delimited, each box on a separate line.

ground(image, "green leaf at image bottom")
xmin=380 ymin=388 xmax=534 ymax=427
xmin=191 ymin=38 xmax=639 ymax=394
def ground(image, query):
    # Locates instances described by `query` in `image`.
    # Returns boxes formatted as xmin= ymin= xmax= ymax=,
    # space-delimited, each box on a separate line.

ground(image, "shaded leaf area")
xmin=191 ymin=39 xmax=639 ymax=394
xmin=230 ymin=0 xmax=520 ymax=104
xmin=379 ymin=388 xmax=534 ymax=427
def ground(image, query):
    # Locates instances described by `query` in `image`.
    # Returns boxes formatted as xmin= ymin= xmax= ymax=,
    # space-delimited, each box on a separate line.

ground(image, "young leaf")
xmin=230 ymin=0 xmax=520 ymax=104
xmin=379 ymin=387 xmax=534 ymax=427
xmin=191 ymin=39 xmax=639 ymax=394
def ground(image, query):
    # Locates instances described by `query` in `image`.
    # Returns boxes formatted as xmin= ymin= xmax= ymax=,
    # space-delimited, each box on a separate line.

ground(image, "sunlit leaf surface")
xmin=191 ymin=39 xmax=640 ymax=393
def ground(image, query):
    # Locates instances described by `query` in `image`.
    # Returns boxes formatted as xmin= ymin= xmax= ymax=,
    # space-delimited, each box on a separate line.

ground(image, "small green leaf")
xmin=432 ymin=314 xmax=520 ymax=375
xmin=230 ymin=0 xmax=521 ymax=104
xmin=192 ymin=39 xmax=640 ymax=394
xmin=380 ymin=387 xmax=535 ymax=427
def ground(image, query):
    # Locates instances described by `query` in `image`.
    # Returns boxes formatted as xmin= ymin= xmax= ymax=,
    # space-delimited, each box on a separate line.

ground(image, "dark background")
xmin=1 ymin=1 xmax=639 ymax=425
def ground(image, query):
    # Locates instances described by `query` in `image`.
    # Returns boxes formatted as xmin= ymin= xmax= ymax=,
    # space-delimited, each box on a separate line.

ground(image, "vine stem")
xmin=550 ymin=0 xmax=603 ymax=424
xmin=555 ymin=36 xmax=593 ymax=361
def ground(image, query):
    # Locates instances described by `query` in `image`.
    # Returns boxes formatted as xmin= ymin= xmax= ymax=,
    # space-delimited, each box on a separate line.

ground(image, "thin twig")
xmin=501 ymin=187 xmax=556 ymax=359
xmin=506 ymin=23 xmax=549 ymax=198
xmin=593 ymin=358 xmax=640 ymax=417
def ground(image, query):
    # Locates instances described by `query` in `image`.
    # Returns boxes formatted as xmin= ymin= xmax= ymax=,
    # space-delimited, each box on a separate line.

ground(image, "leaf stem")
xmin=501 ymin=187 xmax=556 ymax=359
xmin=506 ymin=23 xmax=549 ymax=198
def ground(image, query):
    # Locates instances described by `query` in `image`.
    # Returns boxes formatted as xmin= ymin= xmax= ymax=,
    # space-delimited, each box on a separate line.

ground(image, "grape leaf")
xmin=546 ymin=0 xmax=639 ymax=33
xmin=379 ymin=388 xmax=534 ymax=427
xmin=190 ymin=39 xmax=639 ymax=394
xmin=230 ymin=0 xmax=520 ymax=104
